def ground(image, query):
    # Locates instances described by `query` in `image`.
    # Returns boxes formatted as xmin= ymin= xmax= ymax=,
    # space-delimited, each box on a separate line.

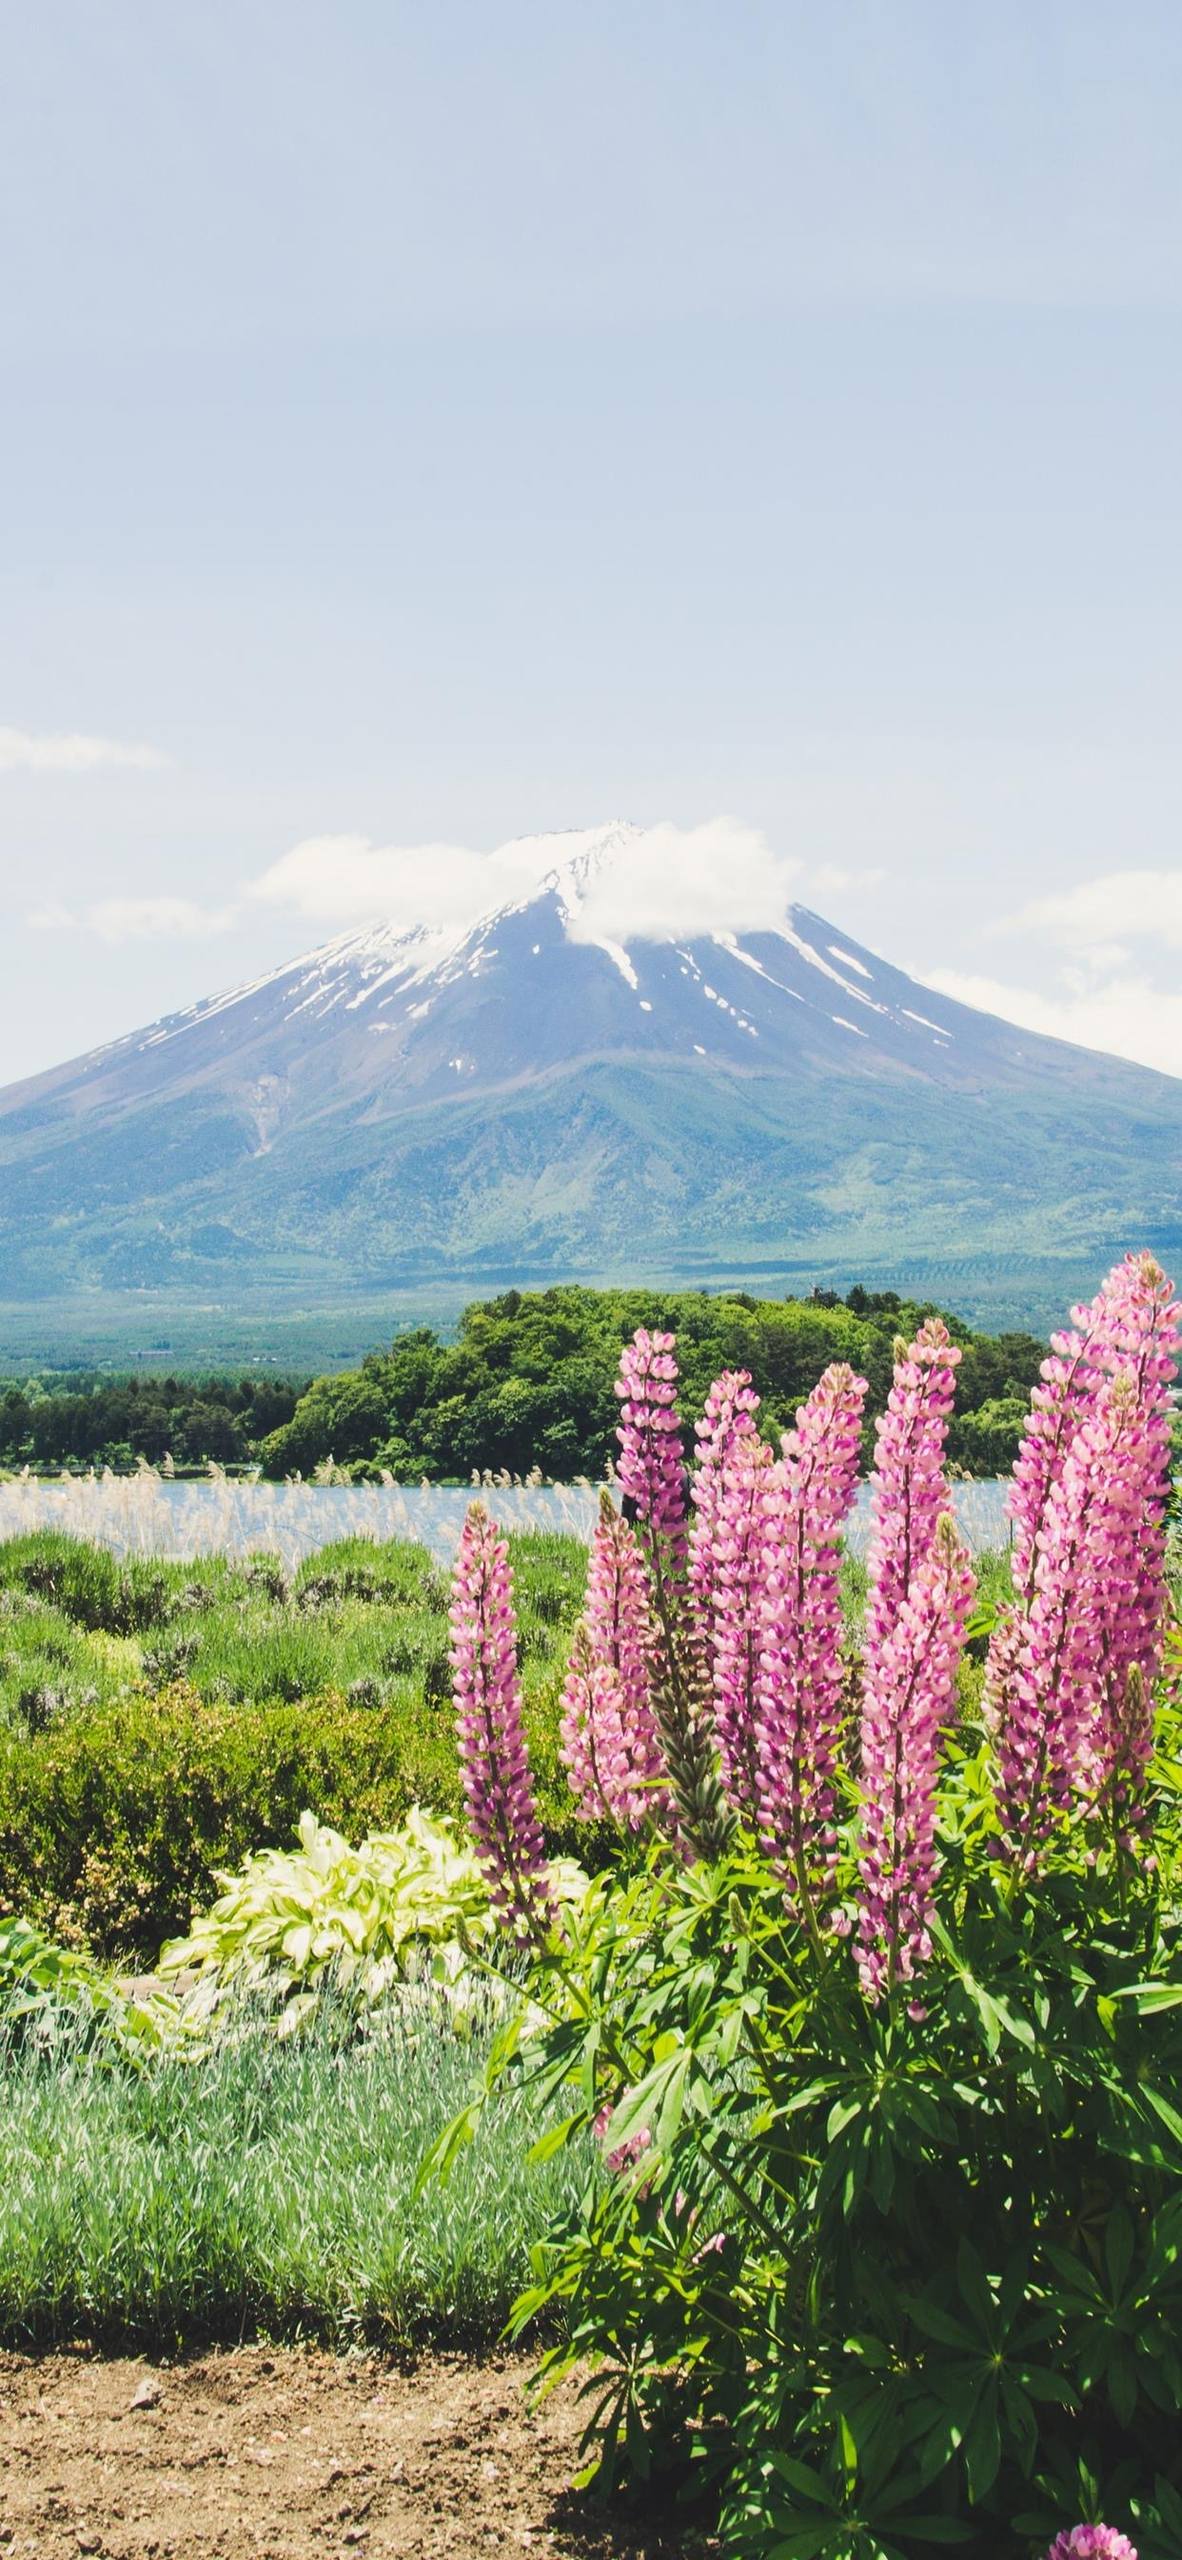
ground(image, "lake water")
xmin=0 ymin=1472 xmax=1014 ymax=1569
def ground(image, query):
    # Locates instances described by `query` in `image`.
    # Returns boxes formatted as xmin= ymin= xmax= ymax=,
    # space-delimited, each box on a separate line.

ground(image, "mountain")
xmin=1 ymin=823 xmax=1179 ymax=1333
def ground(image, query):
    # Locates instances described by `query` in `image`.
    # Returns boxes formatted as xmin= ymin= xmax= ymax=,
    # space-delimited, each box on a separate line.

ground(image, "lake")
xmin=0 ymin=1472 xmax=1014 ymax=1569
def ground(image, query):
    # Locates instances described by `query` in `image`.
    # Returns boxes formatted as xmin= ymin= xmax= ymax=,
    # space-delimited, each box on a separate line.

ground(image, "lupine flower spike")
xmin=450 ymin=1501 xmax=556 ymax=1938
xmin=865 ymin=1317 xmax=961 ymax=1654
xmin=703 ymin=1430 xmax=774 ymax=1825
xmin=1042 ymin=2527 xmax=1139 ymax=2560
xmin=560 ymin=1493 xmax=670 ymax=1829
xmin=614 ymin=1328 xmax=690 ymax=1560
xmin=990 ymin=1255 xmax=1179 ymax=1864
xmin=690 ymin=1367 xmax=761 ymax=1661
xmin=615 ymin=1329 xmax=730 ymax=1855
xmin=755 ymin=1363 xmax=867 ymax=1917
xmin=857 ymin=1514 xmax=975 ymax=2005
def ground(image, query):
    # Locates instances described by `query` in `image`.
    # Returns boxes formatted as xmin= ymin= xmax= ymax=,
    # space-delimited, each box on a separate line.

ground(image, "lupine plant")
xmin=443 ymin=1256 xmax=1182 ymax=2560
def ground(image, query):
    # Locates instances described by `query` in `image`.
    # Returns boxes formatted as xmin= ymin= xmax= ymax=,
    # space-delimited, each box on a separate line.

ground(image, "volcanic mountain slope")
xmin=1 ymin=825 xmax=1179 ymax=1322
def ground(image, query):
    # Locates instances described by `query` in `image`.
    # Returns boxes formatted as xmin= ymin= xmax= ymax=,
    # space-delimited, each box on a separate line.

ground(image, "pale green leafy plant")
xmin=159 ymin=1806 xmax=587 ymax=2033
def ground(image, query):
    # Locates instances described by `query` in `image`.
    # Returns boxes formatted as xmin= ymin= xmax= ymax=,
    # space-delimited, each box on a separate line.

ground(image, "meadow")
xmin=0 ymin=1523 xmax=590 ymax=1956
xmin=1 ymin=1251 xmax=1179 ymax=2560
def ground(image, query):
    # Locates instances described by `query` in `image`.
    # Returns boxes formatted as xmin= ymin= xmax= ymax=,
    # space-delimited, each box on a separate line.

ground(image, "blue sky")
xmin=3 ymin=1 xmax=1182 ymax=1079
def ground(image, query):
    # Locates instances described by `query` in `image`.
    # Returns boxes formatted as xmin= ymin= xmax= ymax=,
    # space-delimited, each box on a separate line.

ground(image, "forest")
xmin=0 ymin=1283 xmax=1047 ymax=1480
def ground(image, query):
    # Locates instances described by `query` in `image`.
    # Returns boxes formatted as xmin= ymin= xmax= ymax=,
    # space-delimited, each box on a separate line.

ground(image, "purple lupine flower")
xmin=450 ymin=1501 xmax=555 ymax=1938
xmin=856 ymin=1514 xmax=974 ymax=2004
xmin=755 ymin=1364 xmax=867 ymax=1912
xmin=991 ymin=1256 xmax=1179 ymax=1863
xmin=613 ymin=1330 xmax=729 ymax=1856
xmin=1008 ymin=1290 xmax=1108 ymax=1605
xmin=993 ymin=1374 xmax=1143 ymax=1863
xmin=690 ymin=1367 xmax=761 ymax=1648
xmin=615 ymin=1328 xmax=689 ymax=1556
xmin=1090 ymin=1257 xmax=1180 ymax=1813
xmin=559 ymin=1495 xmax=670 ymax=1830
xmin=1042 ymin=2527 xmax=1139 ymax=2560
xmin=864 ymin=1318 xmax=961 ymax=1658
xmin=703 ymin=1431 xmax=774 ymax=1825
xmin=1007 ymin=1250 xmax=1175 ymax=1603
xmin=559 ymin=1623 xmax=620 ymax=1823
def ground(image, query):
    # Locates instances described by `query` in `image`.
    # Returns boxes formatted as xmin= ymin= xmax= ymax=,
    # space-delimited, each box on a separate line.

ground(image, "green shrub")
xmin=0 ymin=1526 xmax=590 ymax=1961
xmin=0 ymin=1684 xmax=459 ymax=1959
xmin=0 ymin=1532 xmax=174 ymax=1634
xmin=494 ymin=1751 xmax=1182 ymax=2560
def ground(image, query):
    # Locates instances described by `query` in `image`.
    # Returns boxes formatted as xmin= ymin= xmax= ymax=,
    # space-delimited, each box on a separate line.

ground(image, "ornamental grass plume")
xmin=449 ymin=1500 xmax=555 ymax=1938
xmin=856 ymin=1513 xmax=974 ymax=2004
xmin=754 ymin=1363 xmax=867 ymax=1913
xmin=864 ymin=1317 xmax=960 ymax=1658
xmin=1042 ymin=2527 xmax=1139 ymax=2559
xmin=615 ymin=1329 xmax=730 ymax=1857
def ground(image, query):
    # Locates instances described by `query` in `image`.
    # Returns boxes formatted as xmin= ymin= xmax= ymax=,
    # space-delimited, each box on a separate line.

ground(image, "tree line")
xmin=0 ymin=1372 xmax=302 ymax=1473
xmin=257 ymin=1283 xmax=1045 ymax=1481
xmin=0 ymin=1286 xmax=1049 ymax=1482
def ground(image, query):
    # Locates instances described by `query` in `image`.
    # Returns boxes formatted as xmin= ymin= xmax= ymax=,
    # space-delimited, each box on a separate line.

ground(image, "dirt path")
xmin=0 ymin=2347 xmax=712 ymax=2560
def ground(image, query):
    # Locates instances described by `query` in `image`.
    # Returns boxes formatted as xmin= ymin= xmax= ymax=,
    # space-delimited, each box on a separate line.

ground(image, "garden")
xmin=1 ymin=1251 xmax=1179 ymax=2560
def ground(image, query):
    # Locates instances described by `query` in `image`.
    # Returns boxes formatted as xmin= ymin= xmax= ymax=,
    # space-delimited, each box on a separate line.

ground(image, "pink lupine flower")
xmin=864 ymin=1318 xmax=961 ymax=1658
xmin=594 ymin=2101 xmax=653 ymax=2178
xmin=450 ymin=1501 xmax=555 ymax=1937
xmin=1008 ymin=1292 xmax=1108 ymax=1605
xmin=690 ymin=1368 xmax=761 ymax=1644
xmin=992 ymin=1258 xmax=1179 ymax=1861
xmin=560 ymin=1627 xmax=668 ymax=1831
xmin=856 ymin=1514 xmax=974 ymax=2002
xmin=560 ymin=1497 xmax=670 ymax=1829
xmin=994 ymin=1375 xmax=1144 ymax=1860
xmin=614 ymin=1330 xmax=729 ymax=1856
xmin=704 ymin=1431 xmax=774 ymax=1825
xmin=1090 ymin=1258 xmax=1180 ymax=1809
xmin=1007 ymin=1250 xmax=1177 ymax=1603
xmin=615 ymin=1328 xmax=689 ymax=1556
xmin=1042 ymin=2526 xmax=1139 ymax=2560
xmin=559 ymin=1625 xmax=622 ymax=1823
xmin=755 ymin=1364 xmax=867 ymax=1909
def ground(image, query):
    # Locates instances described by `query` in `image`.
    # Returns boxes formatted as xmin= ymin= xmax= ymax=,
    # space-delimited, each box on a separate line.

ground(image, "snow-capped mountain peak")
xmin=0 ymin=831 xmax=1177 ymax=1324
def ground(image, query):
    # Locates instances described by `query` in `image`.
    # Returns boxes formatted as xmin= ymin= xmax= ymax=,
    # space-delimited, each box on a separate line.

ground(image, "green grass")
xmin=0 ymin=1526 xmax=583 ymax=1731
xmin=0 ymin=1526 xmax=593 ymax=1961
xmin=0 ymin=2003 xmax=589 ymax=2353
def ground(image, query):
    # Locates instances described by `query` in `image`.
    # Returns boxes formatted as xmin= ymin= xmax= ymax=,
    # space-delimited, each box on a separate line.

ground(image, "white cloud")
xmin=567 ymin=820 xmax=803 ymax=944
xmin=925 ymin=967 xmax=1182 ymax=1081
xmin=246 ymin=818 xmax=806 ymax=943
xmin=245 ymin=833 xmax=541 ymax=930
xmin=29 ymin=896 xmax=237 ymax=942
xmin=999 ymin=868 xmax=1182 ymax=955
xmin=946 ymin=864 xmax=1182 ymax=1078
xmin=808 ymin=861 xmax=887 ymax=902
xmin=0 ymin=726 xmax=167 ymax=773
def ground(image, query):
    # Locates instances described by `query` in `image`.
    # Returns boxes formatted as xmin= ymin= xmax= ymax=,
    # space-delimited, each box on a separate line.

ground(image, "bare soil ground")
xmin=0 ymin=2347 xmax=714 ymax=2560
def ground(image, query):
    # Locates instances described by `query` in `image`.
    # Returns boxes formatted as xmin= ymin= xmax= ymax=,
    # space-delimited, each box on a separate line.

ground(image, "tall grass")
xmin=0 ymin=1526 xmax=584 ymax=1732
xmin=0 ymin=2003 xmax=589 ymax=2353
xmin=0 ymin=1466 xmax=1016 ymax=1571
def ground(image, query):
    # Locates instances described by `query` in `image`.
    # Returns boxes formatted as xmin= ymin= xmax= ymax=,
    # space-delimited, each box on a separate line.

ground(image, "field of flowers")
xmin=1 ymin=1251 xmax=1179 ymax=2560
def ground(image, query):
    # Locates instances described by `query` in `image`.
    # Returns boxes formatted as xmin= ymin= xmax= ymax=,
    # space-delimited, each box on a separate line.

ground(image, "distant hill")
xmin=0 ymin=823 xmax=1178 ymax=1335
